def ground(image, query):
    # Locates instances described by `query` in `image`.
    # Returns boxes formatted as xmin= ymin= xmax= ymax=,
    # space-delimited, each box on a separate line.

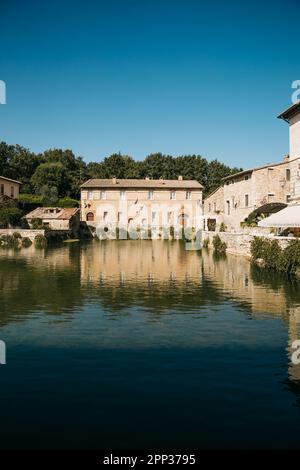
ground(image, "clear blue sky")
xmin=0 ymin=0 xmax=299 ymax=168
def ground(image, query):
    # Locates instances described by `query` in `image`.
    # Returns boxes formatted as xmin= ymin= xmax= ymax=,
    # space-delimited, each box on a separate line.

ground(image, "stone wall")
xmin=202 ymin=228 xmax=293 ymax=258
xmin=0 ymin=229 xmax=45 ymax=241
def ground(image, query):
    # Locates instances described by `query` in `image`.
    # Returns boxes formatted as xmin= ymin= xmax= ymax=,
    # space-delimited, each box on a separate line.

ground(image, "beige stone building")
xmin=204 ymin=102 xmax=300 ymax=230
xmin=204 ymin=158 xmax=292 ymax=229
xmin=81 ymin=177 xmax=203 ymax=230
xmin=278 ymin=101 xmax=300 ymax=202
xmin=25 ymin=207 xmax=80 ymax=235
xmin=0 ymin=175 xmax=21 ymax=199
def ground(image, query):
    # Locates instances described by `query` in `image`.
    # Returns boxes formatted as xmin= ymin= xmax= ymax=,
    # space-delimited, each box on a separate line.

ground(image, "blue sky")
xmin=0 ymin=0 xmax=299 ymax=168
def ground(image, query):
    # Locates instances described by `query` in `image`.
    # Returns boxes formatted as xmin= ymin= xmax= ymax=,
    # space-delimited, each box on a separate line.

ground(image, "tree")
xmin=31 ymin=162 xmax=68 ymax=197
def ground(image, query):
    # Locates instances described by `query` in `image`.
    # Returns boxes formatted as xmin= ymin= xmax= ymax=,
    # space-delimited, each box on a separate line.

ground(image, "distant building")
xmin=25 ymin=207 xmax=80 ymax=235
xmin=80 ymin=177 xmax=203 ymax=230
xmin=0 ymin=176 xmax=21 ymax=199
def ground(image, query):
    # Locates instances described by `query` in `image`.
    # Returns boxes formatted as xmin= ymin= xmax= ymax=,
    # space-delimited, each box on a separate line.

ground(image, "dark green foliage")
xmin=21 ymin=237 xmax=32 ymax=248
xmin=34 ymin=234 xmax=47 ymax=248
xmin=0 ymin=234 xmax=20 ymax=248
xmin=58 ymin=197 xmax=79 ymax=208
xmin=0 ymin=141 xmax=241 ymax=200
xmin=219 ymin=222 xmax=227 ymax=232
xmin=251 ymin=237 xmax=300 ymax=275
xmin=0 ymin=207 xmax=23 ymax=228
xmin=30 ymin=218 xmax=45 ymax=230
xmin=212 ymin=234 xmax=227 ymax=254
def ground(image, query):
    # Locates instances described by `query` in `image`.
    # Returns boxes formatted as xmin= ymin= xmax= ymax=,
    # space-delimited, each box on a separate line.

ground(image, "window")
xmin=118 ymin=211 xmax=122 ymax=222
xmin=152 ymin=212 xmax=156 ymax=223
xmin=186 ymin=191 xmax=191 ymax=200
xmin=167 ymin=211 xmax=172 ymax=224
xmin=170 ymin=191 xmax=176 ymax=200
xmin=0 ymin=184 xmax=4 ymax=196
xmin=245 ymin=194 xmax=249 ymax=207
xmin=88 ymin=191 xmax=93 ymax=200
xmin=286 ymin=169 xmax=291 ymax=181
xmin=286 ymin=195 xmax=291 ymax=203
xmin=10 ymin=186 xmax=14 ymax=198
xmin=148 ymin=190 xmax=154 ymax=200
xmin=103 ymin=211 xmax=108 ymax=223
xmin=100 ymin=190 xmax=106 ymax=200
xmin=214 ymin=202 xmax=216 ymax=212
xmin=86 ymin=212 xmax=94 ymax=222
xmin=226 ymin=200 xmax=230 ymax=215
xmin=120 ymin=190 xmax=125 ymax=200
xmin=208 ymin=203 xmax=211 ymax=212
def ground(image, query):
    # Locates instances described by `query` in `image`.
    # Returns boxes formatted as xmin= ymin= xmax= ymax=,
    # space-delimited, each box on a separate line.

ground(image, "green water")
xmin=0 ymin=240 xmax=300 ymax=449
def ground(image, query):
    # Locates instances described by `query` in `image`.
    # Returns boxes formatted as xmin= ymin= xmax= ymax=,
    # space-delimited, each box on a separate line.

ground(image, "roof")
xmin=204 ymin=185 xmax=224 ymax=201
xmin=81 ymin=178 xmax=203 ymax=190
xmin=258 ymin=204 xmax=300 ymax=228
xmin=278 ymin=102 xmax=300 ymax=122
xmin=25 ymin=207 xmax=79 ymax=220
xmin=0 ymin=175 xmax=22 ymax=185
xmin=222 ymin=158 xmax=294 ymax=182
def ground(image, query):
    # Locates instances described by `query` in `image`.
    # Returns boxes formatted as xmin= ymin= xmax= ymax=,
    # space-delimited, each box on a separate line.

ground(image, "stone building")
xmin=25 ymin=207 xmax=80 ymax=235
xmin=0 ymin=175 xmax=21 ymax=199
xmin=278 ymin=101 xmax=300 ymax=202
xmin=81 ymin=177 xmax=203 ymax=230
xmin=204 ymin=158 xmax=291 ymax=230
xmin=204 ymin=102 xmax=300 ymax=230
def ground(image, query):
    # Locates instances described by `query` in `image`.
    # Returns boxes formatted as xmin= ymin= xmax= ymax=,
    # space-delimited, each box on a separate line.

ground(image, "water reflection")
xmin=1 ymin=241 xmax=300 ymax=448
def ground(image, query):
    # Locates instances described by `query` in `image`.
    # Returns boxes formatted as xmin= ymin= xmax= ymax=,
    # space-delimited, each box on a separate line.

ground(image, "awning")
xmin=258 ymin=204 xmax=300 ymax=228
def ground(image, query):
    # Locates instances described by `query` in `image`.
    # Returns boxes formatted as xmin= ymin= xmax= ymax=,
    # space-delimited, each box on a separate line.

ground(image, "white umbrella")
xmin=258 ymin=204 xmax=300 ymax=228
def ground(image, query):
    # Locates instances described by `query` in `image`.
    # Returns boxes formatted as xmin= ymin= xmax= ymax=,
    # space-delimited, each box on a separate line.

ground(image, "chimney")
xmin=178 ymin=175 xmax=183 ymax=181
xmin=112 ymin=177 xmax=117 ymax=184
xmin=284 ymin=154 xmax=290 ymax=162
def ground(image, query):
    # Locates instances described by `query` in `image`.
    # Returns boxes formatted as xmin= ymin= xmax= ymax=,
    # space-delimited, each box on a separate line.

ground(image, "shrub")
xmin=58 ymin=197 xmax=79 ymax=208
xmin=34 ymin=234 xmax=47 ymax=248
xmin=203 ymin=237 xmax=210 ymax=248
xmin=212 ymin=234 xmax=227 ymax=254
xmin=250 ymin=237 xmax=300 ymax=275
xmin=21 ymin=237 xmax=32 ymax=248
xmin=0 ymin=208 xmax=23 ymax=228
xmin=219 ymin=222 xmax=227 ymax=232
xmin=13 ymin=231 xmax=22 ymax=239
xmin=30 ymin=218 xmax=45 ymax=229
xmin=281 ymin=239 xmax=300 ymax=275
xmin=0 ymin=234 xmax=20 ymax=248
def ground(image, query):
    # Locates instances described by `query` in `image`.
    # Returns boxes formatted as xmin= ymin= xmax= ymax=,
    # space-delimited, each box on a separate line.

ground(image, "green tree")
xmin=31 ymin=162 xmax=67 ymax=197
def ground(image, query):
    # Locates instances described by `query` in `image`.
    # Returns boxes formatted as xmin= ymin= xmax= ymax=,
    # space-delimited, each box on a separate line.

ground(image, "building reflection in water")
xmin=0 ymin=240 xmax=300 ymax=394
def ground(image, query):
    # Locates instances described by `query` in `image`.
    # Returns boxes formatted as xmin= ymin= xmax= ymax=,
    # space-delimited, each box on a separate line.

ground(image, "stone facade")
xmin=0 ymin=176 xmax=21 ymax=199
xmin=0 ymin=229 xmax=45 ymax=241
xmin=81 ymin=177 xmax=203 ymax=230
xmin=278 ymin=102 xmax=300 ymax=201
xmin=25 ymin=207 xmax=80 ymax=236
xmin=202 ymin=229 xmax=293 ymax=258
xmin=204 ymin=159 xmax=292 ymax=229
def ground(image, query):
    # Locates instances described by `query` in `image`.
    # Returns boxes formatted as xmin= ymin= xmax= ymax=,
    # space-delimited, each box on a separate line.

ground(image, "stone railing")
xmin=0 ymin=229 xmax=45 ymax=241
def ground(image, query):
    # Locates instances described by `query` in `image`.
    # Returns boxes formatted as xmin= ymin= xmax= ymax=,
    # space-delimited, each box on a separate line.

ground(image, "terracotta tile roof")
xmin=81 ymin=178 xmax=203 ymax=189
xmin=0 ymin=175 xmax=22 ymax=185
xmin=25 ymin=207 xmax=79 ymax=220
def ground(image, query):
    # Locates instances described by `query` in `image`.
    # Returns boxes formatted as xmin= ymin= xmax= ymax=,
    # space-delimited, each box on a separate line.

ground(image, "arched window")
xmin=86 ymin=212 xmax=94 ymax=222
